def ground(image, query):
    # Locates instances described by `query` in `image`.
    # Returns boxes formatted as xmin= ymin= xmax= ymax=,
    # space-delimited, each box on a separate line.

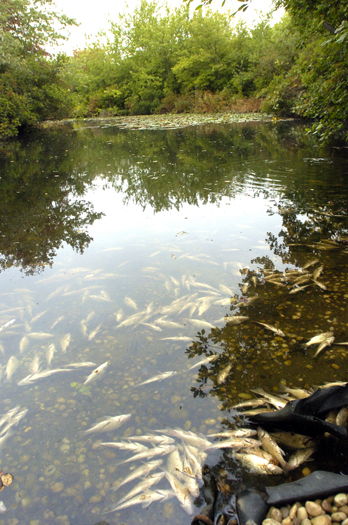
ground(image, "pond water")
xmin=0 ymin=117 xmax=348 ymax=525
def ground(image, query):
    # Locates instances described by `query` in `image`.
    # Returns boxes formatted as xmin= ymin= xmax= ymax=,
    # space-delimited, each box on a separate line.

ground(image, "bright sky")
xmin=52 ymin=0 xmax=284 ymax=55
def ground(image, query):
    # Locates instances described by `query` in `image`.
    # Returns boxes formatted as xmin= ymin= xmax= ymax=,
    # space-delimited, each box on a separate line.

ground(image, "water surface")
xmin=0 ymin=119 xmax=348 ymax=525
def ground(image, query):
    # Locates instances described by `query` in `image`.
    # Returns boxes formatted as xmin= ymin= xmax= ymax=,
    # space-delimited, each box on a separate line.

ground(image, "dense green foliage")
xmin=0 ymin=0 xmax=76 ymax=137
xmin=262 ymin=0 xmax=348 ymax=143
xmin=0 ymin=0 xmax=347 ymax=144
xmin=64 ymin=3 xmax=297 ymax=117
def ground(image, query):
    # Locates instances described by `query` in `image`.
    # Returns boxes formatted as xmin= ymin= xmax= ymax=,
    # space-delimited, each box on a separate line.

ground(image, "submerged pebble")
xmin=263 ymin=492 xmax=348 ymax=525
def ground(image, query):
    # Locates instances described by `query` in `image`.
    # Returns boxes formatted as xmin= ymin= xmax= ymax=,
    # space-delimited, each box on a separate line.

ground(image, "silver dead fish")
xmin=224 ymin=315 xmax=249 ymax=325
xmin=233 ymin=452 xmax=284 ymax=475
xmin=60 ymin=333 xmax=71 ymax=352
xmin=105 ymin=488 xmax=172 ymax=513
xmin=314 ymin=335 xmax=335 ymax=357
xmin=112 ymin=459 xmax=164 ymax=492
xmin=46 ymin=343 xmax=56 ymax=367
xmin=27 ymin=332 xmax=53 ymax=340
xmin=118 ymin=444 xmax=176 ymax=464
xmin=84 ymin=361 xmax=109 ymax=385
xmin=18 ymin=368 xmax=73 ymax=385
xmin=0 ymin=319 xmax=16 ymax=332
xmin=253 ymin=322 xmax=285 ymax=337
xmin=114 ymin=471 xmax=166 ymax=506
xmin=124 ymin=296 xmax=138 ymax=310
xmin=5 ymin=356 xmax=19 ymax=380
xmin=135 ymin=371 xmax=177 ymax=387
xmin=83 ymin=414 xmax=131 ymax=435
xmin=19 ymin=335 xmax=30 ymax=353
xmin=303 ymin=332 xmax=333 ymax=347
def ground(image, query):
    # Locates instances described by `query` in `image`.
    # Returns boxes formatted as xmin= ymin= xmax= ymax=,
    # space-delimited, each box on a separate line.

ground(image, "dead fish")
xmin=207 ymin=429 xmax=257 ymax=439
xmin=114 ymin=472 xmax=166 ymax=506
xmin=31 ymin=310 xmax=49 ymax=323
xmin=157 ymin=428 xmax=211 ymax=450
xmin=233 ymin=452 xmax=283 ymax=475
xmin=80 ymin=320 xmax=88 ymax=338
xmin=88 ymin=323 xmax=103 ymax=341
xmin=257 ymin=427 xmax=289 ymax=471
xmin=292 ymin=274 xmax=311 ymax=285
xmin=60 ymin=333 xmax=71 ymax=352
xmin=253 ymin=321 xmax=285 ymax=337
xmin=29 ymin=355 xmax=41 ymax=374
xmin=155 ymin=318 xmax=183 ymax=329
xmin=117 ymin=312 xmax=144 ymax=329
xmin=0 ymin=319 xmax=16 ymax=332
xmin=289 ymin=285 xmax=311 ymax=294
xmin=83 ymin=414 xmax=131 ymax=435
xmin=217 ymin=363 xmax=233 ymax=384
xmin=186 ymin=355 xmax=218 ymax=371
xmin=249 ymin=387 xmax=288 ymax=409
xmin=124 ymin=296 xmax=138 ymax=310
xmin=313 ymin=280 xmax=327 ymax=290
xmin=266 ymin=280 xmax=286 ymax=287
xmin=232 ymin=398 xmax=269 ymax=409
xmin=241 ymin=408 xmax=274 ymax=416
xmin=27 ymin=332 xmax=53 ymax=340
xmin=112 ymin=459 xmax=164 ymax=492
xmin=62 ymin=362 xmax=96 ymax=368
xmin=270 ymin=431 xmax=316 ymax=449
xmin=115 ymin=309 xmax=124 ymax=322
xmin=224 ymin=315 xmax=249 ymax=325
xmin=99 ymin=441 xmax=148 ymax=452
xmin=18 ymin=368 xmax=73 ymax=385
xmin=162 ymin=467 xmax=194 ymax=515
xmin=127 ymin=434 xmax=175 ymax=445
xmin=302 ymin=259 xmax=319 ymax=269
xmin=135 ymin=371 xmax=177 ymax=387
xmin=161 ymin=336 xmax=192 ymax=342
xmin=84 ymin=361 xmax=109 ymax=385
xmin=304 ymin=332 xmax=333 ymax=347
xmin=140 ymin=322 xmax=162 ymax=332
xmin=206 ymin=436 xmax=261 ymax=450
xmin=219 ymin=284 xmax=234 ymax=296
xmin=46 ymin=343 xmax=56 ymax=367
xmin=187 ymin=319 xmax=215 ymax=329
xmin=5 ymin=356 xmax=19 ymax=381
xmin=336 ymin=407 xmax=348 ymax=428
xmin=118 ymin=444 xmax=176 ymax=465
xmin=286 ymin=446 xmax=317 ymax=471
xmin=312 ymin=266 xmax=324 ymax=280
xmin=314 ymin=335 xmax=335 ymax=357
xmin=105 ymin=489 xmax=172 ymax=513
xmin=213 ymin=298 xmax=237 ymax=306
xmin=0 ymin=408 xmax=28 ymax=435
xmin=278 ymin=384 xmax=311 ymax=399
xmin=19 ymin=336 xmax=30 ymax=353
xmin=242 ymin=283 xmax=250 ymax=294
xmin=50 ymin=315 xmax=65 ymax=330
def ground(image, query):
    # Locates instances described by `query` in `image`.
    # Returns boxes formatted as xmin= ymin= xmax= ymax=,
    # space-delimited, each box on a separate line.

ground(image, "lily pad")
xmin=70 ymin=382 xmax=91 ymax=396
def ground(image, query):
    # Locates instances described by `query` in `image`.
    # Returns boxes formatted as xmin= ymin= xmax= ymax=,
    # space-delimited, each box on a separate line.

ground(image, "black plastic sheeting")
xmin=237 ymin=471 xmax=348 ymax=525
xmin=266 ymin=471 xmax=348 ymax=506
xmin=249 ymin=384 xmax=348 ymax=439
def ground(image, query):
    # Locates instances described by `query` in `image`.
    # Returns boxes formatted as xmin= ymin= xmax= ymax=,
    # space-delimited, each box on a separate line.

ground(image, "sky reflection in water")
xmin=0 ymin=120 xmax=347 ymax=524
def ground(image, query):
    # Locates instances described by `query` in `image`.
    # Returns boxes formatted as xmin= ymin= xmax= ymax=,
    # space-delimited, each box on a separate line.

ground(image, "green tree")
xmin=0 ymin=0 xmax=77 ymax=138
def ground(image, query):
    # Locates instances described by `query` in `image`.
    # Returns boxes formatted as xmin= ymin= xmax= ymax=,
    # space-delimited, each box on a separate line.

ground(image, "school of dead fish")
xmin=0 ymin=242 xmax=347 ymax=517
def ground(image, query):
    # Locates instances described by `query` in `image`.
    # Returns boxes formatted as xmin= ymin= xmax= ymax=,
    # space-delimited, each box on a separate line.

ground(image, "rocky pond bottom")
xmin=264 ymin=492 xmax=348 ymax=525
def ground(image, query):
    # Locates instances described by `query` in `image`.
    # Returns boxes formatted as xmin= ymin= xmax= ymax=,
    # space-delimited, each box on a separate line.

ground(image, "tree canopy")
xmin=0 ymin=0 xmax=347 ymax=144
xmin=0 ymin=0 xmax=77 ymax=137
